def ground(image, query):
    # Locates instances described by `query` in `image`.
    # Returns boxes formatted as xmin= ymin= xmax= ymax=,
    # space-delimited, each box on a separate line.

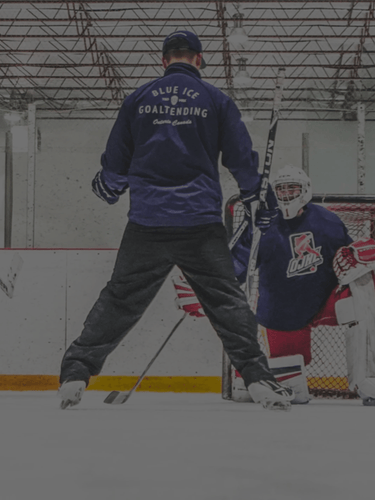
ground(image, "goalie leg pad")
xmin=231 ymin=355 xmax=309 ymax=404
xmin=268 ymin=354 xmax=310 ymax=404
xmin=336 ymin=272 xmax=375 ymax=399
xmin=231 ymin=366 xmax=252 ymax=402
xmin=335 ymin=295 xmax=358 ymax=327
xmin=357 ymin=378 xmax=375 ymax=404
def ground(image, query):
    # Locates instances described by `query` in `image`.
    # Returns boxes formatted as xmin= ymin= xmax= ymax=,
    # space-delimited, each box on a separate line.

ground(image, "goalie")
xmin=177 ymin=165 xmax=375 ymax=405
xmin=229 ymin=164 xmax=375 ymax=405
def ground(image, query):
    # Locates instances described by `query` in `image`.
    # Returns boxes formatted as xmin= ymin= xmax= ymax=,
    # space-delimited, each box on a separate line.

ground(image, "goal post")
xmin=223 ymin=193 xmax=375 ymax=400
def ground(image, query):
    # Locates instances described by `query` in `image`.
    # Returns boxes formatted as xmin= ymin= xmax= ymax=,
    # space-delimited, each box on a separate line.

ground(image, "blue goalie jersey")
xmin=232 ymin=203 xmax=353 ymax=331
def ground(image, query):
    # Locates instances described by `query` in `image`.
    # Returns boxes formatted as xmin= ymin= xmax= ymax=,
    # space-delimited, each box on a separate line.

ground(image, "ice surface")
xmin=0 ymin=391 xmax=373 ymax=500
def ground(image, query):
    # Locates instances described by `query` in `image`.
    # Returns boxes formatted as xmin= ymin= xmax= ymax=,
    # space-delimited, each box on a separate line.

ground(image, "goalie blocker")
xmin=333 ymin=238 xmax=375 ymax=405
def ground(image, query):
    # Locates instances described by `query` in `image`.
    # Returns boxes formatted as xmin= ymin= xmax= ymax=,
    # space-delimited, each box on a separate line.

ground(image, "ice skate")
xmin=362 ymin=397 xmax=375 ymax=406
xmin=248 ymin=379 xmax=294 ymax=411
xmin=59 ymin=381 xmax=86 ymax=409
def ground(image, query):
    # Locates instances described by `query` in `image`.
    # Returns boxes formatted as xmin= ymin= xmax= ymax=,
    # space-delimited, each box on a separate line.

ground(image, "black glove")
xmin=241 ymin=183 xmax=279 ymax=231
xmin=92 ymin=170 xmax=128 ymax=205
xmin=255 ymin=186 xmax=279 ymax=231
xmin=255 ymin=208 xmax=278 ymax=231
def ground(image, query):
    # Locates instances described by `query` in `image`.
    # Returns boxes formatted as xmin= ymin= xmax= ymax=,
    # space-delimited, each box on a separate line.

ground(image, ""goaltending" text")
xmin=138 ymin=105 xmax=208 ymax=118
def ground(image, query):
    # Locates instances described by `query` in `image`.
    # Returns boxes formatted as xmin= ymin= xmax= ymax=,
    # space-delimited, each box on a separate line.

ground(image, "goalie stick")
xmin=228 ymin=68 xmax=285 ymax=258
xmin=104 ymin=312 xmax=187 ymax=405
xmin=244 ymin=67 xmax=285 ymax=298
xmin=223 ymin=68 xmax=286 ymax=407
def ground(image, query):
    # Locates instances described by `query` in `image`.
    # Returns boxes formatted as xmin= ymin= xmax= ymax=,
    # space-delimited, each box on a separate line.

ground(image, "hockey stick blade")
xmin=103 ymin=390 xmax=131 ymax=405
xmin=103 ymin=313 xmax=187 ymax=405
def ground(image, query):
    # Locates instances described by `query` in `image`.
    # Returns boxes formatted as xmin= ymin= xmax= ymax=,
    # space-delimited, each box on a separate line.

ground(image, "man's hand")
xmin=241 ymin=183 xmax=279 ymax=232
xmin=92 ymin=170 xmax=128 ymax=205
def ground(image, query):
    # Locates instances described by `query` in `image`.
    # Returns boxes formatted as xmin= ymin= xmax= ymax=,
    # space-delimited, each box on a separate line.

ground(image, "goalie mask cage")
xmin=222 ymin=194 xmax=375 ymax=400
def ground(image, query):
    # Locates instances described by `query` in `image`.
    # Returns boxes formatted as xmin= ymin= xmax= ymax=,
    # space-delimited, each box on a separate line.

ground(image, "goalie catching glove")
xmin=92 ymin=169 xmax=128 ymax=205
xmin=333 ymin=238 xmax=375 ymax=285
xmin=171 ymin=275 xmax=205 ymax=318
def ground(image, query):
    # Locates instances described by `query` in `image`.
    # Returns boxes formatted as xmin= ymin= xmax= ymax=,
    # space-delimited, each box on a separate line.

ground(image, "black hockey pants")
xmin=60 ymin=222 xmax=273 ymax=388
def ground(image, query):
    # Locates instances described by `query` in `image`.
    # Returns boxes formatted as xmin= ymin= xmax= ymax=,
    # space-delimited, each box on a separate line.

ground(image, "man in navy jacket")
xmin=59 ymin=30 xmax=293 ymax=410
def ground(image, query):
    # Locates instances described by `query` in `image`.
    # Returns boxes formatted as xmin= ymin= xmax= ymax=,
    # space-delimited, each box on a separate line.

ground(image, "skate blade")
xmin=262 ymin=400 xmax=292 ymax=412
xmin=103 ymin=391 xmax=131 ymax=405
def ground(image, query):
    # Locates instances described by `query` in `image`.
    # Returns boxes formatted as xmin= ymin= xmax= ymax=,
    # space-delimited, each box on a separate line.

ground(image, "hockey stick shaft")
xmin=228 ymin=68 xmax=285 ymax=253
xmin=104 ymin=312 xmax=187 ymax=404
xmin=228 ymin=217 xmax=249 ymax=250
xmin=223 ymin=70 xmax=285 ymax=399
xmin=245 ymin=67 xmax=285 ymax=296
xmin=258 ymin=67 xmax=286 ymax=205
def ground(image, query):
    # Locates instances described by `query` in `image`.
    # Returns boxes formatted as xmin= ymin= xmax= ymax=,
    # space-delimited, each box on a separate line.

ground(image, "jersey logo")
xmin=287 ymin=232 xmax=323 ymax=277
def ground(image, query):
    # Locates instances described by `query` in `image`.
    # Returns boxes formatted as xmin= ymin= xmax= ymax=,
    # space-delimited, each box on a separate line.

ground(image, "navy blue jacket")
xmin=101 ymin=63 xmax=260 ymax=226
xmin=231 ymin=204 xmax=353 ymax=330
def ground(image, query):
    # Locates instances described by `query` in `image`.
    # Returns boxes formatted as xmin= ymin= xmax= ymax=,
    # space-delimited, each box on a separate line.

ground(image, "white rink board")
xmin=66 ymin=250 xmax=222 ymax=376
xmin=0 ymin=249 xmax=222 ymax=376
xmin=0 ymin=250 xmax=66 ymax=374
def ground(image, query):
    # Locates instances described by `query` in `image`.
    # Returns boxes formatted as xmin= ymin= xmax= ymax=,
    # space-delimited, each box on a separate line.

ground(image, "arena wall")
xmin=0 ymin=249 xmax=222 ymax=392
xmin=0 ymin=117 xmax=374 ymax=391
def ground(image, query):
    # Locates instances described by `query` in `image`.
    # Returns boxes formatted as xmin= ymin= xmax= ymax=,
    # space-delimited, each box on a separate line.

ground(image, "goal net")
xmin=222 ymin=194 xmax=375 ymax=400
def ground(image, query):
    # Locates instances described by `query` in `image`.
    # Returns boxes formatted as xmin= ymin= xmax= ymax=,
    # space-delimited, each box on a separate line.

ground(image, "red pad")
xmin=266 ymin=326 xmax=312 ymax=366
xmin=171 ymin=275 xmax=205 ymax=318
xmin=266 ymin=284 xmax=352 ymax=366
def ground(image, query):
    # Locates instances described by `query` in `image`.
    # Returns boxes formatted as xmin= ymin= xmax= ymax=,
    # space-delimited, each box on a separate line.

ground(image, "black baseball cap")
xmin=162 ymin=30 xmax=207 ymax=69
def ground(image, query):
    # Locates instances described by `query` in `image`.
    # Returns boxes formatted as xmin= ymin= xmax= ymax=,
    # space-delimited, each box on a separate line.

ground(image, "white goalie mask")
xmin=271 ymin=165 xmax=312 ymax=219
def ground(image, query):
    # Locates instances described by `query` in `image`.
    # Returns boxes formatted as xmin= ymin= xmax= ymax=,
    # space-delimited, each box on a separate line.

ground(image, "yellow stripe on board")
xmin=0 ymin=375 xmax=350 ymax=392
xmin=0 ymin=375 xmax=222 ymax=393
xmin=307 ymin=376 xmax=349 ymax=390
xmin=0 ymin=375 xmax=60 ymax=391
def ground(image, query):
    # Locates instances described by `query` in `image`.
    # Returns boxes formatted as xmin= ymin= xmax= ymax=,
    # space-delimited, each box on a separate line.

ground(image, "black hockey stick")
xmin=104 ymin=312 xmax=187 ymax=405
xmin=244 ymin=67 xmax=285 ymax=297
xmin=228 ymin=68 xmax=285 ymax=255
xmin=222 ymin=69 xmax=286 ymax=402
